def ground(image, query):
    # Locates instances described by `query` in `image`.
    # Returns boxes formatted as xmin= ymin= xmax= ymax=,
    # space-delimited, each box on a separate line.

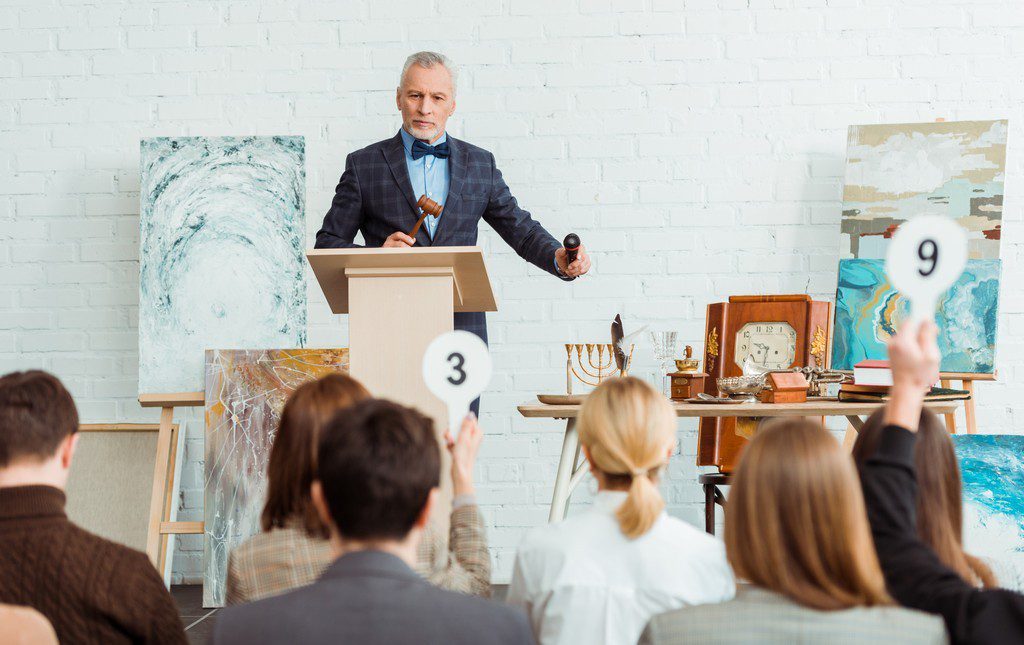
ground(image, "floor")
xmin=172 ymin=584 xmax=510 ymax=643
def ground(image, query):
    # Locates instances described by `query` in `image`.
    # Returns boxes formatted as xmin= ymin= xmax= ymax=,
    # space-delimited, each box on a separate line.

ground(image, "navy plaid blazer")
xmin=315 ymin=131 xmax=568 ymax=343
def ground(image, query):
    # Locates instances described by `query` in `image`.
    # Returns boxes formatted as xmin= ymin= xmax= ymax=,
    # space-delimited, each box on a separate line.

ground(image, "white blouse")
xmin=507 ymin=491 xmax=735 ymax=645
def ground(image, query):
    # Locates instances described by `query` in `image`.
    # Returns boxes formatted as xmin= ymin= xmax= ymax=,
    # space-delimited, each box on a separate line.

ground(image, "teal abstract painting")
xmin=831 ymin=258 xmax=1000 ymax=373
xmin=954 ymin=435 xmax=1024 ymax=591
xmin=138 ymin=136 xmax=306 ymax=393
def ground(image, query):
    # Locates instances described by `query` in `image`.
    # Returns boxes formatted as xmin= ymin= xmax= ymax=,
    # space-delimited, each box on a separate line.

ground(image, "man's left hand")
xmin=556 ymin=244 xmax=591 ymax=278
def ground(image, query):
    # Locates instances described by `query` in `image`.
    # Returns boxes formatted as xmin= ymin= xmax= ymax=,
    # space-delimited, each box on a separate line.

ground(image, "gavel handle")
xmin=408 ymin=212 xmax=429 ymax=239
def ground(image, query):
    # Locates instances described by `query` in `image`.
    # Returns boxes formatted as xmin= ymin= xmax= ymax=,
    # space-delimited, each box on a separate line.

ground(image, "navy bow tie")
xmin=411 ymin=139 xmax=450 ymax=160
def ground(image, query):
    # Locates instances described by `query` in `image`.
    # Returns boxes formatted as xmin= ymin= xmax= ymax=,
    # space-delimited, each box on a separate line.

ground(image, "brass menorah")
xmin=565 ymin=343 xmax=635 ymax=394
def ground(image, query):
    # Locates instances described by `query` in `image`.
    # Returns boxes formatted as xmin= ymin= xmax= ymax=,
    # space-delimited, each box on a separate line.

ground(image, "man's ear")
xmin=414 ymin=488 xmax=439 ymax=530
xmin=395 ymin=87 xmax=402 ymax=111
xmin=310 ymin=480 xmax=333 ymax=531
xmin=59 ymin=433 xmax=79 ymax=470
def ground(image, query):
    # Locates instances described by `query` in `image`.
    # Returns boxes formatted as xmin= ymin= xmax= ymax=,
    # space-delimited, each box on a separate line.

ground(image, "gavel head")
xmin=417 ymin=195 xmax=444 ymax=217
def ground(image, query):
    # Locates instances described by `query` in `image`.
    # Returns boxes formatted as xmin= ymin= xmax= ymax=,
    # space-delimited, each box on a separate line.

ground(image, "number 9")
xmin=917 ymin=239 xmax=938 ymax=277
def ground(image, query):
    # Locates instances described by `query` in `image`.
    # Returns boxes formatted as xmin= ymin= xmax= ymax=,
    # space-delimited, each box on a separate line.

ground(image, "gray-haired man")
xmin=315 ymin=51 xmax=591 ymax=384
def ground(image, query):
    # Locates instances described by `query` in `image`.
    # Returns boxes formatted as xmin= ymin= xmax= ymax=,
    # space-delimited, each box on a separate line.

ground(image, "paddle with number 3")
xmin=422 ymin=331 xmax=492 ymax=440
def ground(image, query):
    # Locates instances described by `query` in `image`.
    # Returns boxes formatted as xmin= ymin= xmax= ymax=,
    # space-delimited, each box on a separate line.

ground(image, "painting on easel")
xmin=832 ymin=120 xmax=1007 ymax=376
xmin=203 ymin=348 xmax=348 ymax=607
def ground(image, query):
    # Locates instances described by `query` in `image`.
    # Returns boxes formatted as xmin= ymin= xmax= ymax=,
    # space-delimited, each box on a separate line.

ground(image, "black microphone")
xmin=563 ymin=233 xmax=580 ymax=264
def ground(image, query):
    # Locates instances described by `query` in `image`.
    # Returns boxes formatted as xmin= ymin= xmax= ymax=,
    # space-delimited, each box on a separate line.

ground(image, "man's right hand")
xmin=383 ymin=231 xmax=416 ymax=248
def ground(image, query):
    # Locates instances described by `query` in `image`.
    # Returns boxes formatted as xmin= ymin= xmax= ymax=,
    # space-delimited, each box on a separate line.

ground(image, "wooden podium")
xmin=306 ymin=246 xmax=497 ymax=429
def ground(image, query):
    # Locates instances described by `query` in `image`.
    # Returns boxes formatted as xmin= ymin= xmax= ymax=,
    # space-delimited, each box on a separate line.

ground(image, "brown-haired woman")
xmin=507 ymin=377 xmax=734 ymax=645
xmin=853 ymin=408 xmax=996 ymax=589
xmin=640 ymin=419 xmax=947 ymax=644
xmin=226 ymin=373 xmax=492 ymax=604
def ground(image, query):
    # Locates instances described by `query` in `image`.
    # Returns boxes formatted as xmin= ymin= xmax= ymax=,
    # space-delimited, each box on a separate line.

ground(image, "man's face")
xmin=396 ymin=64 xmax=455 ymax=144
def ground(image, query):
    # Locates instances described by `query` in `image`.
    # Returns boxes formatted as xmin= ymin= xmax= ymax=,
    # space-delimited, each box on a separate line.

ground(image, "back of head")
xmin=0 ymin=371 xmax=78 ymax=468
xmin=726 ymin=419 xmax=891 ymax=610
xmin=317 ymin=399 xmax=440 ymax=541
xmin=261 ymin=373 xmax=371 ymax=536
xmin=578 ymin=376 xmax=676 ymax=539
xmin=853 ymin=408 xmax=996 ymax=588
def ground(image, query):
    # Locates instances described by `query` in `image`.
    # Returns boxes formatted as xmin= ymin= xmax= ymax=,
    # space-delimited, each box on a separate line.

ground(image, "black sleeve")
xmin=861 ymin=424 xmax=1024 ymax=644
xmin=315 ymin=153 xmax=364 ymax=249
xmin=481 ymin=152 xmax=568 ymax=281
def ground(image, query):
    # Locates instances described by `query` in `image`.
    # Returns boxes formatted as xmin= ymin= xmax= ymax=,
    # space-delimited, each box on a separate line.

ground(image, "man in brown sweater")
xmin=0 ymin=370 xmax=186 ymax=645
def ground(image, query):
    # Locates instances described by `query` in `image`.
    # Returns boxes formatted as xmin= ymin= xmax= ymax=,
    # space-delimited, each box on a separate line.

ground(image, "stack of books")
xmin=838 ymin=360 xmax=971 ymax=402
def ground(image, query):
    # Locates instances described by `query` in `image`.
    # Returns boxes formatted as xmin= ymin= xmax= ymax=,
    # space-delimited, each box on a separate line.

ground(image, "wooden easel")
xmin=938 ymin=372 xmax=993 ymax=434
xmin=138 ymin=392 xmax=206 ymax=572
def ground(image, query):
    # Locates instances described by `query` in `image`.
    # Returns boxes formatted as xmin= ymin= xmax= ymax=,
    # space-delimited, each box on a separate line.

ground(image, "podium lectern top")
xmin=306 ymin=246 xmax=498 ymax=314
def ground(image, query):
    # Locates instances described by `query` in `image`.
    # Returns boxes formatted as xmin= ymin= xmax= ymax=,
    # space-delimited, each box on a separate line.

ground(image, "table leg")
xmin=563 ymin=440 xmax=583 ymax=519
xmin=842 ymin=416 xmax=865 ymax=452
xmin=549 ymin=418 xmax=579 ymax=523
xmin=704 ymin=483 xmax=716 ymax=535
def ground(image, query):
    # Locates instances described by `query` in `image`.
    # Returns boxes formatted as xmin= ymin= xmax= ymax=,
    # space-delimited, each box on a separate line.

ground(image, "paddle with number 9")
xmin=422 ymin=331 xmax=492 ymax=439
xmin=885 ymin=215 xmax=968 ymax=322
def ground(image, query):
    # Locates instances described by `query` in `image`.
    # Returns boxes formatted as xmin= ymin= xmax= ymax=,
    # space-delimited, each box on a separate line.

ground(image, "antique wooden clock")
xmin=698 ymin=294 xmax=833 ymax=472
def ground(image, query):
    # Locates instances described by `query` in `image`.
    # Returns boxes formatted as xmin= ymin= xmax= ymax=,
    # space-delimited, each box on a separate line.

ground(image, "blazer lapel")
xmin=431 ymin=135 xmax=464 ymax=246
xmin=382 ymin=132 xmax=420 ymax=217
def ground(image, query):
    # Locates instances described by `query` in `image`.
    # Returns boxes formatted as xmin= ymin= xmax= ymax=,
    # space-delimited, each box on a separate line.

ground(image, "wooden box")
xmin=759 ymin=372 xmax=809 ymax=403
xmin=669 ymin=372 xmax=707 ymax=401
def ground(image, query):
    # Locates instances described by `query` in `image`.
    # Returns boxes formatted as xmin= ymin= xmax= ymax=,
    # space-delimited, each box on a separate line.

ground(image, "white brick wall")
xmin=3 ymin=0 xmax=1023 ymax=583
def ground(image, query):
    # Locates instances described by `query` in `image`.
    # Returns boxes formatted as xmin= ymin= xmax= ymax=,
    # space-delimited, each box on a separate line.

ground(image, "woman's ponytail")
xmin=616 ymin=467 xmax=666 ymax=539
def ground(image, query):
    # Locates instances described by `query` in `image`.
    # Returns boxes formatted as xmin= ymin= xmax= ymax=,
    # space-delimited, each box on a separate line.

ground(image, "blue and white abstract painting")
xmin=139 ymin=136 xmax=306 ymax=393
xmin=954 ymin=435 xmax=1024 ymax=591
xmin=831 ymin=258 xmax=1000 ymax=373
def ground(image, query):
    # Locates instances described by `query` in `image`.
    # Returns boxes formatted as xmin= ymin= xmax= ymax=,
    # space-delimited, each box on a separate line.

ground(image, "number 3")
xmin=446 ymin=352 xmax=466 ymax=386
xmin=917 ymin=239 xmax=938 ymax=277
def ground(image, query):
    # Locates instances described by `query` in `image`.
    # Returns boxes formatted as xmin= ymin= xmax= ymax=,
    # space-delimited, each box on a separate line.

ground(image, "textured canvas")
xmin=139 ymin=136 xmax=306 ymax=393
xmin=204 ymin=348 xmax=349 ymax=607
xmin=954 ymin=435 xmax=1024 ymax=591
xmin=840 ymin=120 xmax=1007 ymax=260
xmin=832 ymin=258 xmax=1000 ymax=373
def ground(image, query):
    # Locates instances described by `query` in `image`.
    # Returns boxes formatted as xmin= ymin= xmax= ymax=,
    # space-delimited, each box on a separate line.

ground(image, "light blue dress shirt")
xmin=400 ymin=128 xmax=450 ymax=239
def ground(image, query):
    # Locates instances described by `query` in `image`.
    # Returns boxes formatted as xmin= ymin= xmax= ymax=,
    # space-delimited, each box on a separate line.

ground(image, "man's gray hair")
xmin=400 ymin=51 xmax=458 ymax=95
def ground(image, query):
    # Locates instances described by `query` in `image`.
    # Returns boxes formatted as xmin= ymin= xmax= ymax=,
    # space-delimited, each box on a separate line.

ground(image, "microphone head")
xmin=563 ymin=233 xmax=580 ymax=249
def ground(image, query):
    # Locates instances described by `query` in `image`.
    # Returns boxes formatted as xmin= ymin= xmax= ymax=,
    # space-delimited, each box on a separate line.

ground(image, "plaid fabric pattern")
xmin=639 ymin=586 xmax=949 ymax=645
xmin=315 ymin=131 xmax=568 ymax=343
xmin=226 ymin=506 xmax=491 ymax=605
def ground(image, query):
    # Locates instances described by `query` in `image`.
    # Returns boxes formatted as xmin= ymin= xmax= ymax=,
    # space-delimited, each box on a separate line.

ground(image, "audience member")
xmin=227 ymin=373 xmax=491 ymax=604
xmin=213 ymin=399 xmax=532 ymax=645
xmin=0 ymin=604 xmax=58 ymax=645
xmin=860 ymin=320 xmax=1024 ymax=644
xmin=507 ymin=377 xmax=734 ymax=645
xmin=853 ymin=408 xmax=996 ymax=588
xmin=640 ymin=417 xmax=947 ymax=644
xmin=0 ymin=370 xmax=185 ymax=645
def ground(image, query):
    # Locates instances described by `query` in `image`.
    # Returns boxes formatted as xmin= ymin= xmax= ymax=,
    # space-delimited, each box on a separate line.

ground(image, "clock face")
xmin=734 ymin=321 xmax=797 ymax=370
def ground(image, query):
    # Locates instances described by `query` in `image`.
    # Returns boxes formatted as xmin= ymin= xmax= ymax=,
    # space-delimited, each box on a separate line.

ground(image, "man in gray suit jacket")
xmin=212 ymin=399 xmax=533 ymax=645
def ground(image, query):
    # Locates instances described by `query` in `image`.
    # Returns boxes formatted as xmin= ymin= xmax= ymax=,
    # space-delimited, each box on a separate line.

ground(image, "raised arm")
xmin=315 ymin=153 xmax=364 ymax=249
xmin=860 ymin=321 xmax=1024 ymax=643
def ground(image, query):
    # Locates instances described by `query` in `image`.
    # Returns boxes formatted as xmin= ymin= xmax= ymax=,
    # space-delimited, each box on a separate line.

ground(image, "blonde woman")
xmin=640 ymin=419 xmax=948 ymax=644
xmin=507 ymin=377 xmax=734 ymax=645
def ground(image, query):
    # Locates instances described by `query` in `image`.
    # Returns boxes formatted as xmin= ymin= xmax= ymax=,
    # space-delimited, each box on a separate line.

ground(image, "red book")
xmin=854 ymin=359 xmax=892 ymax=387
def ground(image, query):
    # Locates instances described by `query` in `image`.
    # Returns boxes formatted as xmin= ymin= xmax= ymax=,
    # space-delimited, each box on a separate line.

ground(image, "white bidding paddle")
xmin=885 ymin=215 xmax=968 ymax=322
xmin=422 ymin=331 xmax=492 ymax=440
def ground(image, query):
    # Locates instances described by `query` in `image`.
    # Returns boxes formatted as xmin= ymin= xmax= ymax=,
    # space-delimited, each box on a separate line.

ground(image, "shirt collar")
xmin=399 ymin=128 xmax=447 ymax=156
xmin=592 ymin=490 xmax=629 ymax=513
xmin=0 ymin=485 xmax=67 ymax=522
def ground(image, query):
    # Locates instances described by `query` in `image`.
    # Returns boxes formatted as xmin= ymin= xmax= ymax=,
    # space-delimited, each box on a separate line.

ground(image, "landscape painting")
xmin=203 ymin=348 xmax=348 ymax=607
xmin=840 ymin=120 xmax=1007 ymax=260
xmin=832 ymin=258 xmax=1000 ymax=373
xmin=138 ymin=136 xmax=306 ymax=393
xmin=954 ymin=435 xmax=1024 ymax=592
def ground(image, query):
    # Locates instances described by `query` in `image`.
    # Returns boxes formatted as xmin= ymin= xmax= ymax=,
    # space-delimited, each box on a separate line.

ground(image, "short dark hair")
xmin=316 ymin=399 xmax=440 ymax=541
xmin=0 ymin=370 xmax=79 ymax=467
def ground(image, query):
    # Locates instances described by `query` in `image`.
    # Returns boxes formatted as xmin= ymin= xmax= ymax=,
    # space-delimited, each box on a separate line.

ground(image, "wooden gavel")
xmin=408 ymin=195 xmax=444 ymax=238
